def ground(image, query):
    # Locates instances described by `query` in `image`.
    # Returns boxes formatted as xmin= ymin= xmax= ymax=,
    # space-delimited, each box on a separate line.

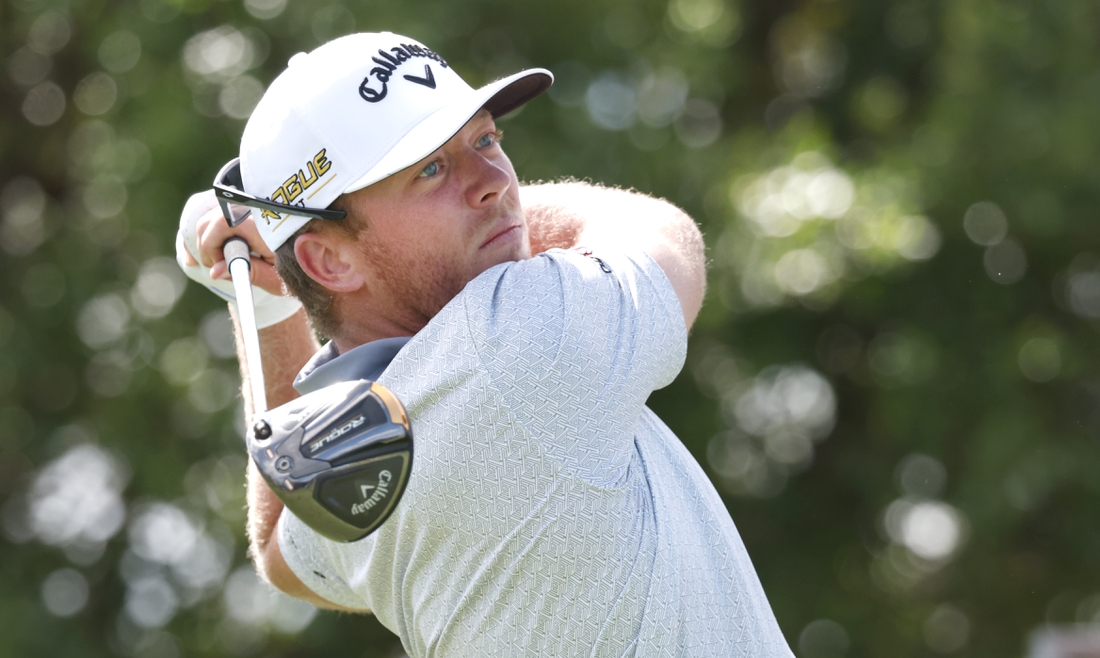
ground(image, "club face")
xmin=248 ymin=379 xmax=413 ymax=542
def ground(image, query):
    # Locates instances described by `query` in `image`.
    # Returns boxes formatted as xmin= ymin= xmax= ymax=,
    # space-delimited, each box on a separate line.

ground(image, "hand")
xmin=176 ymin=191 xmax=303 ymax=328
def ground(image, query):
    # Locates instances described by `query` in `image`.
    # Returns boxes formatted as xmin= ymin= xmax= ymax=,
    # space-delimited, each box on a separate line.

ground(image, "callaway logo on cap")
xmin=237 ymin=32 xmax=553 ymax=252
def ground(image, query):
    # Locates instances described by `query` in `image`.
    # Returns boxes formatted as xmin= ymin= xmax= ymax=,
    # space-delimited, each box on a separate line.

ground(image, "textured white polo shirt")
xmin=278 ymin=248 xmax=794 ymax=657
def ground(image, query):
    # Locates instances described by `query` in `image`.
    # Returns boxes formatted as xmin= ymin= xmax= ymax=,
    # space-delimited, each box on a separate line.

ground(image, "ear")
xmin=293 ymin=232 xmax=364 ymax=292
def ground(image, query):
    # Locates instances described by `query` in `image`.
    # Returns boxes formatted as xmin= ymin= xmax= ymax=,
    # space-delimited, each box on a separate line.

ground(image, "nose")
xmin=462 ymin=149 xmax=512 ymax=209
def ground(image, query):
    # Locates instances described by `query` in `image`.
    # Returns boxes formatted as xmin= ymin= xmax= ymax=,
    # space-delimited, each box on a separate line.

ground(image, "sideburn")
xmin=274 ymin=208 xmax=365 ymax=340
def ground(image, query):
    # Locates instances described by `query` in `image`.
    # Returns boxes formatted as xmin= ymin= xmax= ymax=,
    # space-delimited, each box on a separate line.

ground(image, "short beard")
xmin=358 ymin=233 xmax=473 ymax=333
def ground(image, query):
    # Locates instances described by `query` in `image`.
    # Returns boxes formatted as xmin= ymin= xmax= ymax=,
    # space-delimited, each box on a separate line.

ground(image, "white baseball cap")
xmin=232 ymin=32 xmax=552 ymax=251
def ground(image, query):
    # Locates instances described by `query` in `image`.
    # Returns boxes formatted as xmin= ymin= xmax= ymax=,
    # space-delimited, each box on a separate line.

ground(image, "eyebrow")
xmin=400 ymin=112 xmax=498 ymax=183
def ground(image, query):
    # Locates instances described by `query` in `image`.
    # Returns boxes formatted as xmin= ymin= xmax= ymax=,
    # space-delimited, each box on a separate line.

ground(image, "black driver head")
xmin=247 ymin=379 xmax=413 ymax=542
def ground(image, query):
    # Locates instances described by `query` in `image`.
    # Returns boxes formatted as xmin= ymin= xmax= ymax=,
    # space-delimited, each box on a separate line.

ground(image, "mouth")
xmin=480 ymin=223 xmax=522 ymax=250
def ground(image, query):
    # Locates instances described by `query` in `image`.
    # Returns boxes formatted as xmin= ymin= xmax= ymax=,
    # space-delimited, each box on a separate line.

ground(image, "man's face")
xmin=339 ymin=110 xmax=528 ymax=332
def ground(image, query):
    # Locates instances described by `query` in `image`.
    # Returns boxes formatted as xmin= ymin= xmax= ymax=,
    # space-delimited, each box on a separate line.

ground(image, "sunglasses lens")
xmin=228 ymin=203 xmax=252 ymax=226
xmin=219 ymin=198 xmax=253 ymax=227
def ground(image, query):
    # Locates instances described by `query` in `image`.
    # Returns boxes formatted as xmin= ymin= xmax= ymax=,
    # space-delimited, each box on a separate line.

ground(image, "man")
xmin=178 ymin=32 xmax=794 ymax=656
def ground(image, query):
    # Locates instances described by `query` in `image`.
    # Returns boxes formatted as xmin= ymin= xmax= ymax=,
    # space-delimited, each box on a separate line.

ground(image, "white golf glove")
xmin=176 ymin=190 xmax=302 ymax=328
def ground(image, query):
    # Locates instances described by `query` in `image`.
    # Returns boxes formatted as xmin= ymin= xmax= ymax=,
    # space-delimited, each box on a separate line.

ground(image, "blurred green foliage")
xmin=2 ymin=0 xmax=1100 ymax=656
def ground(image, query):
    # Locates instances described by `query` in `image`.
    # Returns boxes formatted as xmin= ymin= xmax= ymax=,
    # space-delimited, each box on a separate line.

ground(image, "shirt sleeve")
xmin=463 ymin=247 xmax=687 ymax=488
xmin=277 ymin=509 xmax=373 ymax=611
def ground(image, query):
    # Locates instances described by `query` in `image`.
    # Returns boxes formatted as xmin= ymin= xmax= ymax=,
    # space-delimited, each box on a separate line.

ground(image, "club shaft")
xmin=225 ymin=237 xmax=268 ymax=414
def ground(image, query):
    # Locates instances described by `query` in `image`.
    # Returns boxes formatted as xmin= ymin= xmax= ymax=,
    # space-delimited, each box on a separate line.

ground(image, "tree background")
xmin=1 ymin=0 xmax=1098 ymax=656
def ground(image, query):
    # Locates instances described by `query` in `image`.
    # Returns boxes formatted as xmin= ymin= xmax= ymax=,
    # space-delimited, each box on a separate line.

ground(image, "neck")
xmin=328 ymin=294 xmax=426 ymax=355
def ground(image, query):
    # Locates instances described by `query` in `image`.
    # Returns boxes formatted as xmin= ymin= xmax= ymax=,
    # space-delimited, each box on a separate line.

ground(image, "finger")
xmin=198 ymin=211 xmax=275 ymax=269
xmin=212 ymin=257 xmax=287 ymax=298
xmin=209 ymin=259 xmax=229 ymax=281
xmin=251 ymin=259 xmax=286 ymax=296
xmin=197 ymin=207 xmax=234 ymax=269
xmin=208 ymin=255 xmax=250 ymax=281
xmin=237 ymin=220 xmax=277 ymax=264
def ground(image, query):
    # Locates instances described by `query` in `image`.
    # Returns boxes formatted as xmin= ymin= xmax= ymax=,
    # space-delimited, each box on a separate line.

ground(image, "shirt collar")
xmin=293 ymin=336 xmax=411 ymax=395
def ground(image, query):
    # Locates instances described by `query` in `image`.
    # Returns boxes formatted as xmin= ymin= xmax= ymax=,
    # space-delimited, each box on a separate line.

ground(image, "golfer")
xmin=177 ymin=31 xmax=793 ymax=657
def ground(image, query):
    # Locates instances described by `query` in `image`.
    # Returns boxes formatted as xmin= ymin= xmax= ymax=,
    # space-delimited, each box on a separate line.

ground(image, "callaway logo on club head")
xmin=359 ymin=44 xmax=449 ymax=103
xmin=350 ymin=470 xmax=392 ymax=516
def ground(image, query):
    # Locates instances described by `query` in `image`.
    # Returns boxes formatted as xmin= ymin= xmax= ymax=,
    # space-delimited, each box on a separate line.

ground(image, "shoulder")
xmin=456 ymin=247 xmax=681 ymax=336
xmin=463 ymin=247 xmax=670 ymax=301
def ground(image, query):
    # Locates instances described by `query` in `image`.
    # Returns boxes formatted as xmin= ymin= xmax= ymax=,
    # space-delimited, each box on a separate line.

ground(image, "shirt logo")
xmin=359 ymin=44 xmax=449 ymax=103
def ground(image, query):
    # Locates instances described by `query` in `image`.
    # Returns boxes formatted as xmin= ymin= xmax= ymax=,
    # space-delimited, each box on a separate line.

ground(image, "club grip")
xmin=224 ymin=236 xmax=251 ymax=266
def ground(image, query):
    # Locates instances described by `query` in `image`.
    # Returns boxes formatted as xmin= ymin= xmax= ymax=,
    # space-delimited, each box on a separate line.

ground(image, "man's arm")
xmin=229 ymin=308 xmax=356 ymax=610
xmin=181 ymin=195 xmax=360 ymax=611
xmin=521 ymin=181 xmax=706 ymax=329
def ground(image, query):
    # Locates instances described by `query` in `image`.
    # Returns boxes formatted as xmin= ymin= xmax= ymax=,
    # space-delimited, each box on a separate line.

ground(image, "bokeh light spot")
xmin=923 ymin=604 xmax=970 ymax=653
xmin=984 ymin=238 xmax=1027 ymax=284
xmin=244 ymin=0 xmax=287 ymax=20
xmin=0 ymin=176 xmax=48 ymax=255
xmin=125 ymin=576 xmax=179 ymax=628
xmin=27 ymin=10 xmax=72 ymax=55
xmin=22 ymin=81 xmax=66 ymax=126
xmin=74 ymin=72 xmax=118 ymax=115
xmin=98 ymin=30 xmax=142 ymax=73
xmin=41 ymin=568 xmax=90 ymax=617
xmin=799 ymin=619 xmax=850 ymax=658
xmin=218 ymin=75 xmax=264 ymax=120
xmin=673 ymin=98 xmax=722 ymax=148
xmin=1018 ymin=337 xmax=1060 ymax=382
xmin=7 ymin=46 xmax=51 ymax=86
xmin=586 ymin=72 xmax=636 ymax=131
xmin=77 ymin=293 xmax=130 ymax=349
xmin=885 ymin=499 xmax=966 ymax=561
xmin=160 ymin=338 xmax=210 ymax=386
xmin=26 ymin=442 xmax=130 ymax=550
xmin=896 ymin=453 xmax=947 ymax=499
xmin=963 ymin=201 xmax=1008 ymax=246
xmin=131 ymin=257 xmax=187 ymax=319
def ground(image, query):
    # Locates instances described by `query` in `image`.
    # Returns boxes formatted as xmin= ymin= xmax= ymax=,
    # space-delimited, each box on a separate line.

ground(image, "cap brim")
xmin=342 ymin=68 xmax=552 ymax=195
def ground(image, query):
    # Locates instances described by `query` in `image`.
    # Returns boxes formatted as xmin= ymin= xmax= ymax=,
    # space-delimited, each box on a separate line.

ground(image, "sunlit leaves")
xmin=714 ymin=148 xmax=940 ymax=311
xmin=1 ymin=0 xmax=1099 ymax=655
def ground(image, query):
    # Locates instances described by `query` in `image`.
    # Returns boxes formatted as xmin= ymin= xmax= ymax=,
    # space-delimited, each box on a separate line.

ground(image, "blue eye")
xmin=477 ymin=132 xmax=499 ymax=148
xmin=419 ymin=161 xmax=439 ymax=178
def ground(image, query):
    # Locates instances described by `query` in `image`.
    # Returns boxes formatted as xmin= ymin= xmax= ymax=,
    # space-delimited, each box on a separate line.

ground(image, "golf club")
xmin=224 ymin=236 xmax=414 ymax=543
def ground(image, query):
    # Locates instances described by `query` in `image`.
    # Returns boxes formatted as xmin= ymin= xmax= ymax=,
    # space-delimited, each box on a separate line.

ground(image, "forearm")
xmin=232 ymin=310 xmax=359 ymax=611
xmin=524 ymin=186 xmax=584 ymax=255
xmin=230 ymin=305 xmax=320 ymax=414
xmin=229 ymin=306 xmax=319 ymax=567
xmin=246 ymin=458 xmax=283 ymax=565
xmin=521 ymin=181 xmax=707 ymax=327
xmin=247 ymin=457 xmax=360 ymax=611
xmin=178 ymin=190 xmax=343 ymax=603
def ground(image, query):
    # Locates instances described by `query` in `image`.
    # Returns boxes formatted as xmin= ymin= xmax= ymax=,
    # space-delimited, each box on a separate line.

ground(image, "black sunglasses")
xmin=212 ymin=158 xmax=347 ymax=228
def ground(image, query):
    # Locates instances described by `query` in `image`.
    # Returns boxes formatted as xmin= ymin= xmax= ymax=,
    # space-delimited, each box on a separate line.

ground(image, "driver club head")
xmin=248 ymin=379 xmax=413 ymax=542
